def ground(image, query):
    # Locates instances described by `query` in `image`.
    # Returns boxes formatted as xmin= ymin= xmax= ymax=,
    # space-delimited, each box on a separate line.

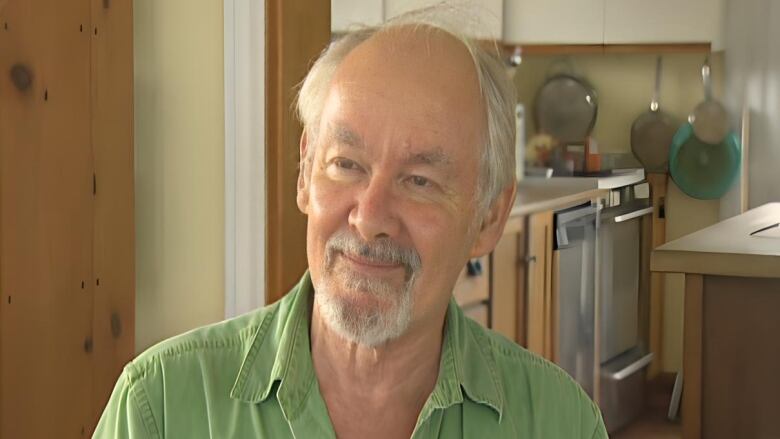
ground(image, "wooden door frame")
xmin=265 ymin=0 xmax=330 ymax=303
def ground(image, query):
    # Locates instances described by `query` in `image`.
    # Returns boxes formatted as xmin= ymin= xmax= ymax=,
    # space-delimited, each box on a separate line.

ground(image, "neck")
xmin=310 ymin=297 xmax=447 ymax=436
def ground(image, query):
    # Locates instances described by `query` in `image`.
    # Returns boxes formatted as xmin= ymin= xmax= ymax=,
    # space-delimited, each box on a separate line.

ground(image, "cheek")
xmin=405 ymin=205 xmax=474 ymax=275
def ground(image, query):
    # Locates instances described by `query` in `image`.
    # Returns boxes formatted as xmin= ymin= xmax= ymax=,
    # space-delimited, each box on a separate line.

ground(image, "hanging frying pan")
xmin=631 ymin=57 xmax=677 ymax=172
xmin=534 ymin=59 xmax=598 ymax=145
xmin=690 ymin=59 xmax=730 ymax=144
xmin=669 ymin=61 xmax=740 ymax=200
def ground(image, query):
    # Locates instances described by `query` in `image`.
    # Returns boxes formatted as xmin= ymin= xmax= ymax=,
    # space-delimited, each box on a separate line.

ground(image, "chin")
xmin=314 ymin=271 xmax=415 ymax=347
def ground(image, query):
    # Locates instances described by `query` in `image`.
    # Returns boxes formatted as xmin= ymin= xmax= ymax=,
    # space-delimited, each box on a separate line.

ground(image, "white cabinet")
xmin=603 ymin=0 xmax=724 ymax=49
xmin=385 ymin=0 xmax=503 ymax=40
xmin=332 ymin=0 xmax=503 ymax=40
xmin=503 ymin=0 xmax=604 ymax=45
xmin=504 ymin=0 xmax=724 ymax=48
xmin=331 ymin=0 xmax=384 ymax=33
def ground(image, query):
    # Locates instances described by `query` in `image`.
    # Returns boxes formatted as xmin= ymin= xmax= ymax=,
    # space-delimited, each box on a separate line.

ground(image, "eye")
xmin=409 ymin=175 xmax=431 ymax=187
xmin=332 ymin=157 xmax=361 ymax=171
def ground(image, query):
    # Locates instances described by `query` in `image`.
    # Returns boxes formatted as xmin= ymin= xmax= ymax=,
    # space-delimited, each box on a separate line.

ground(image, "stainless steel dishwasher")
xmin=598 ymin=189 xmax=655 ymax=433
xmin=553 ymin=202 xmax=599 ymax=397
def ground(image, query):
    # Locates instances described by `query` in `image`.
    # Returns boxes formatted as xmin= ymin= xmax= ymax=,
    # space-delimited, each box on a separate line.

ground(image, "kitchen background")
xmin=514 ymin=52 xmax=725 ymax=373
xmin=128 ymin=0 xmax=778 ymax=372
xmin=115 ymin=0 xmax=780 ymax=415
xmin=2 ymin=0 xmax=779 ymax=437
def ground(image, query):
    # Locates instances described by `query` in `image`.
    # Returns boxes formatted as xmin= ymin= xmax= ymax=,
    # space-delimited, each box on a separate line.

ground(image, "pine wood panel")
xmin=88 ymin=0 xmax=134 ymax=433
xmin=0 ymin=1 xmax=95 ymax=436
xmin=526 ymin=210 xmax=553 ymax=358
xmin=491 ymin=219 xmax=523 ymax=342
xmin=265 ymin=0 xmax=330 ymax=303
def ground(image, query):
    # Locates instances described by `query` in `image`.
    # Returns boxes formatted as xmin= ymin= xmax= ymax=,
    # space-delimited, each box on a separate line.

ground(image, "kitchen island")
xmin=651 ymin=203 xmax=780 ymax=439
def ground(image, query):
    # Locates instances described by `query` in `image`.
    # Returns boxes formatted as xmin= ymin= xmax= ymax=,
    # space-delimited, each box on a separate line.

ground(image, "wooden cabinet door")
xmin=491 ymin=215 xmax=525 ymax=343
xmin=525 ymin=211 xmax=554 ymax=359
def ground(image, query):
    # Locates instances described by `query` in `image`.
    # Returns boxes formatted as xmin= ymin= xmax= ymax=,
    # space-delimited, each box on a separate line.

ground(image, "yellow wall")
xmin=513 ymin=52 xmax=724 ymax=372
xmin=133 ymin=0 xmax=225 ymax=353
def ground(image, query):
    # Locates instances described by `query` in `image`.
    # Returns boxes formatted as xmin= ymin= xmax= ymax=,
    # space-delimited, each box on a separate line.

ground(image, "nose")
xmin=348 ymin=175 xmax=401 ymax=241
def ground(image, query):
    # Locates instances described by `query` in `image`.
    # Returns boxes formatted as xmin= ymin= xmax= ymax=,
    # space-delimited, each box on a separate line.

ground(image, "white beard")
xmin=315 ymin=261 xmax=416 ymax=347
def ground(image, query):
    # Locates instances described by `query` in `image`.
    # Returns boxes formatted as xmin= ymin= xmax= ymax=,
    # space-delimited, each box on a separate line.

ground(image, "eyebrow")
xmin=329 ymin=122 xmax=453 ymax=168
xmin=404 ymin=149 xmax=453 ymax=168
xmin=331 ymin=123 xmax=364 ymax=149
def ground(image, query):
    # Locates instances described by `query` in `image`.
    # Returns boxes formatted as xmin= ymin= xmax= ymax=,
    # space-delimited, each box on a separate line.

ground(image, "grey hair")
xmin=296 ymin=4 xmax=517 ymax=213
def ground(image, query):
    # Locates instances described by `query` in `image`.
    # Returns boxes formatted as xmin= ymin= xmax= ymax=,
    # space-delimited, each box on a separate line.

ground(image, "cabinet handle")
xmin=523 ymin=255 xmax=537 ymax=264
xmin=466 ymin=259 xmax=483 ymax=277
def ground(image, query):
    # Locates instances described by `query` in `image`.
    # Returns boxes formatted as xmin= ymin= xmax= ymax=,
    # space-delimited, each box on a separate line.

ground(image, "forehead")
xmin=318 ymin=27 xmax=487 ymax=159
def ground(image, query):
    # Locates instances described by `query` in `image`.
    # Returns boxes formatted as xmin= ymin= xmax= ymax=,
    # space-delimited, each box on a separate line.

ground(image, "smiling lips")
xmin=339 ymin=251 xmax=404 ymax=272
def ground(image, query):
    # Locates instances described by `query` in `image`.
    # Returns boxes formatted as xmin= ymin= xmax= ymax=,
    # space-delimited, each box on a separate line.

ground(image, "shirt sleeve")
xmin=93 ymin=365 xmax=161 ymax=439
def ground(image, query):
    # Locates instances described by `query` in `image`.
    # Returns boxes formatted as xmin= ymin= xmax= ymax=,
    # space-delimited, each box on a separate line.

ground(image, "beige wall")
xmin=134 ymin=0 xmax=225 ymax=353
xmin=514 ymin=52 xmax=724 ymax=371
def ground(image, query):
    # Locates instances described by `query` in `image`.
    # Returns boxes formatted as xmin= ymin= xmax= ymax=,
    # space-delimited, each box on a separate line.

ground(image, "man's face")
xmin=298 ymin=29 xmax=494 ymax=346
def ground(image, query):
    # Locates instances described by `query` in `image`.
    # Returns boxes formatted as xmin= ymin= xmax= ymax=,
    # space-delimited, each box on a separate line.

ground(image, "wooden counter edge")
xmin=511 ymin=188 xmax=608 ymax=217
xmin=651 ymin=250 xmax=780 ymax=279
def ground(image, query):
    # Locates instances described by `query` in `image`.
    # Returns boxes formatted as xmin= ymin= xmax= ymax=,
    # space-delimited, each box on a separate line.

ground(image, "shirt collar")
xmin=229 ymin=271 xmax=505 ymax=421
xmin=424 ymin=298 xmax=505 ymax=422
xmin=229 ymin=271 xmax=316 ymax=418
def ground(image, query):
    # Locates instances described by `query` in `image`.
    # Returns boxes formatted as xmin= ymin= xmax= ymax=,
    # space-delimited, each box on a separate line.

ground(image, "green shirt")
xmin=94 ymin=272 xmax=607 ymax=438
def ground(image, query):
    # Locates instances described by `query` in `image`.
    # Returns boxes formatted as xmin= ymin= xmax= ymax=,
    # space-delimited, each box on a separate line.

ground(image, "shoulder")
xmin=126 ymin=298 xmax=285 ymax=383
xmin=464 ymin=319 xmax=606 ymax=438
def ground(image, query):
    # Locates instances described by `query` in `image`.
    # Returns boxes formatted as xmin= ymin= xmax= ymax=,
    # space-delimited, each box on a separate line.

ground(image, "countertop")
xmin=512 ymin=178 xmax=608 ymax=217
xmin=651 ymin=203 xmax=780 ymax=279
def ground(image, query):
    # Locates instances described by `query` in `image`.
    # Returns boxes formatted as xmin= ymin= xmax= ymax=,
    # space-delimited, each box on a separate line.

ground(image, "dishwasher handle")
xmin=613 ymin=206 xmax=654 ymax=223
xmin=555 ymin=204 xmax=600 ymax=248
xmin=607 ymin=352 xmax=654 ymax=381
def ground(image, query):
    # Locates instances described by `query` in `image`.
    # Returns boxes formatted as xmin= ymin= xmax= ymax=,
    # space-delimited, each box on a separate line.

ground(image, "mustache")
xmin=325 ymin=230 xmax=422 ymax=279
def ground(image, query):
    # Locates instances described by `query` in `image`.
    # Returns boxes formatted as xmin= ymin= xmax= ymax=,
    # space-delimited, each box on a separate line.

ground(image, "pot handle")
xmin=702 ymin=57 xmax=713 ymax=102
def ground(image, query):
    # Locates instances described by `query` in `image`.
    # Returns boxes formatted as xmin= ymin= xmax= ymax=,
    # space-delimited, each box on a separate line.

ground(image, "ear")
xmin=469 ymin=181 xmax=517 ymax=258
xmin=296 ymin=130 xmax=312 ymax=215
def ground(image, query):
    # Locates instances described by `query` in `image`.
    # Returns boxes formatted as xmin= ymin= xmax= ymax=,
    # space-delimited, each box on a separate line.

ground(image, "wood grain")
xmin=682 ymin=274 xmax=703 ymax=439
xmin=507 ymin=43 xmax=712 ymax=56
xmin=265 ymin=0 xmax=330 ymax=303
xmin=0 ymin=0 xmax=133 ymax=435
xmin=491 ymin=228 xmax=521 ymax=342
xmin=701 ymin=276 xmax=780 ymax=439
xmin=1 ymin=1 xmax=95 ymax=436
xmin=647 ymin=172 xmax=667 ymax=379
xmin=88 ymin=0 xmax=134 ymax=433
xmin=526 ymin=211 xmax=553 ymax=358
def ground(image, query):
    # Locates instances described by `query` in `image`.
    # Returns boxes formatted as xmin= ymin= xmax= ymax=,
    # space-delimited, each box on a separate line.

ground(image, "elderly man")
xmin=95 ymin=10 xmax=607 ymax=439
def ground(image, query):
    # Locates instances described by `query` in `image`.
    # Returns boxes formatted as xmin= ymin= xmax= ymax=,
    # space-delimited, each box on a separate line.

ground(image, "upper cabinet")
xmin=331 ymin=0 xmax=503 ymax=40
xmin=503 ymin=0 xmax=724 ymax=49
xmin=602 ymin=0 xmax=724 ymax=48
xmin=331 ymin=0 xmax=384 ymax=33
xmin=503 ymin=0 xmax=604 ymax=45
xmin=333 ymin=0 xmax=724 ymax=48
